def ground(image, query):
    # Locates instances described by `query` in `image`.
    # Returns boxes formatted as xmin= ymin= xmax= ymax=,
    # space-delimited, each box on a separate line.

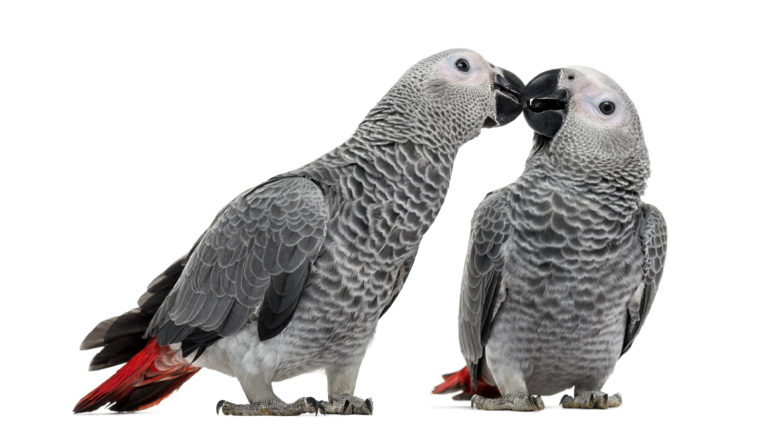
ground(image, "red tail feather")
xmin=432 ymin=366 xmax=501 ymax=400
xmin=74 ymin=338 xmax=200 ymax=413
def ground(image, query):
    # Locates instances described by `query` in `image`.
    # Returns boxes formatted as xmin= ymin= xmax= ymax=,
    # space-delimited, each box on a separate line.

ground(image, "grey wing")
xmin=458 ymin=192 xmax=512 ymax=383
xmin=379 ymin=254 xmax=417 ymax=318
xmin=622 ymin=203 xmax=667 ymax=355
xmin=146 ymin=176 xmax=328 ymax=352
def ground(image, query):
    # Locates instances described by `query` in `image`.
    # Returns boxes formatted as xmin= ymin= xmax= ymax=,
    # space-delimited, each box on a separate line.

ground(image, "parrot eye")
xmin=455 ymin=58 xmax=470 ymax=72
xmin=599 ymin=101 xmax=615 ymax=115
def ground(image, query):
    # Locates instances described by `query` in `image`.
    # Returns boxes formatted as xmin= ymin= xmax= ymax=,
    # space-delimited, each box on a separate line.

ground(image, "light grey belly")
xmin=197 ymin=284 xmax=382 ymax=382
xmin=485 ymin=281 xmax=633 ymax=396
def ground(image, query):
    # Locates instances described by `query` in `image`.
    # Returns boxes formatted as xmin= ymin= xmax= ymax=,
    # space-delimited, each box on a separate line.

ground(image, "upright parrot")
xmin=434 ymin=67 xmax=667 ymax=410
xmin=74 ymin=49 xmax=525 ymax=415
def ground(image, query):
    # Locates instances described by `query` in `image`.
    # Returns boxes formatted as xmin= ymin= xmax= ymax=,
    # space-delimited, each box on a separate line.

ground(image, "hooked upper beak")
xmin=483 ymin=66 xmax=525 ymax=128
xmin=522 ymin=69 xmax=570 ymax=138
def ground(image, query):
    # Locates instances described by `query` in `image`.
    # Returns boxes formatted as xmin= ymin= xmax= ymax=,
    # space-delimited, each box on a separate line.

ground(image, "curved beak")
xmin=483 ymin=67 xmax=525 ymax=128
xmin=522 ymin=69 xmax=569 ymax=138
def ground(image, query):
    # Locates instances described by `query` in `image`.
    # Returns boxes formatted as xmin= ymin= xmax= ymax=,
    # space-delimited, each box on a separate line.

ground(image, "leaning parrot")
xmin=433 ymin=67 xmax=667 ymax=410
xmin=74 ymin=49 xmax=525 ymax=416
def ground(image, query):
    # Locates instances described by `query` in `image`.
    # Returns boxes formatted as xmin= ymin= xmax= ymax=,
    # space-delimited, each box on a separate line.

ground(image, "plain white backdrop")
xmin=1 ymin=1 xmax=765 ymax=433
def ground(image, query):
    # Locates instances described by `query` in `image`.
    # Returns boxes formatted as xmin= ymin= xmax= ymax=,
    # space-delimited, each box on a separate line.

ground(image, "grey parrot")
xmin=433 ymin=66 xmax=667 ymax=410
xmin=74 ymin=49 xmax=525 ymax=416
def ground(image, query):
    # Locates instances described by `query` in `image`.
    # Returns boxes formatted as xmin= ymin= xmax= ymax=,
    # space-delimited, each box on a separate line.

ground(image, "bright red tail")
xmin=74 ymin=338 xmax=200 ymax=413
xmin=432 ymin=366 xmax=501 ymax=401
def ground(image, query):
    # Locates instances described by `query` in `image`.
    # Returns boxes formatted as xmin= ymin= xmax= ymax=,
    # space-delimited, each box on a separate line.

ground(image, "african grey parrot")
xmin=433 ymin=67 xmax=667 ymax=410
xmin=74 ymin=49 xmax=525 ymax=416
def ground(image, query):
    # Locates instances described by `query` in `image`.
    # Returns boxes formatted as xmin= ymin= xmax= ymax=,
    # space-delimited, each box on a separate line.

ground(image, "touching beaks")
xmin=522 ymin=69 xmax=570 ymax=138
xmin=484 ymin=67 xmax=525 ymax=128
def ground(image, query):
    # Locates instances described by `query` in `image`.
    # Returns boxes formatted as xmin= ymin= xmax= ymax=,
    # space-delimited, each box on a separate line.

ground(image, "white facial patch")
xmin=434 ymin=51 xmax=491 ymax=86
xmin=565 ymin=66 xmax=626 ymax=127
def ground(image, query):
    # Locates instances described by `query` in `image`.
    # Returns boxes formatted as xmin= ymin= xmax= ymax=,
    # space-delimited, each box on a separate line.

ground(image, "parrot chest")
xmin=486 ymin=187 xmax=643 ymax=394
xmin=303 ymin=142 xmax=456 ymax=268
xmin=305 ymin=143 xmax=456 ymax=311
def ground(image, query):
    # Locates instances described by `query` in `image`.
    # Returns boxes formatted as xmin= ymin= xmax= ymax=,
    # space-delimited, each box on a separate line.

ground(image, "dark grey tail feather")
xmin=81 ymin=256 xmax=187 ymax=371
xmin=86 ymin=322 xmax=152 ymax=371
xmin=80 ymin=309 xmax=148 ymax=351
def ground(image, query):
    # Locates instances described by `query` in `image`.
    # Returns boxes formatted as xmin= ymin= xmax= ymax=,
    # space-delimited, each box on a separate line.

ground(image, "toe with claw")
xmin=216 ymin=397 xmax=318 ymax=416
xmin=470 ymin=392 xmax=544 ymax=411
xmin=317 ymin=394 xmax=373 ymax=415
xmin=560 ymin=391 xmax=622 ymax=409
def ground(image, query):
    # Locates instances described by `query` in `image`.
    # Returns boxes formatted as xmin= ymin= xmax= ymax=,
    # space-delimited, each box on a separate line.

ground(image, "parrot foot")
xmin=470 ymin=392 xmax=544 ymax=411
xmin=216 ymin=397 xmax=318 ymax=416
xmin=317 ymin=394 xmax=373 ymax=415
xmin=560 ymin=391 xmax=622 ymax=409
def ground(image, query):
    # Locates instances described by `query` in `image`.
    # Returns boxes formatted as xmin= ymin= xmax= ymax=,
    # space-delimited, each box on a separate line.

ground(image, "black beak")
xmin=522 ymin=69 xmax=569 ymax=138
xmin=484 ymin=67 xmax=525 ymax=128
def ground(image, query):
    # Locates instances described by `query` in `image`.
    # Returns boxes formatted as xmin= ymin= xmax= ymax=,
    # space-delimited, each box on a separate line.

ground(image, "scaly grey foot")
xmin=560 ymin=391 xmax=622 ymax=409
xmin=216 ymin=397 xmax=318 ymax=416
xmin=470 ymin=392 xmax=544 ymax=411
xmin=317 ymin=394 xmax=373 ymax=415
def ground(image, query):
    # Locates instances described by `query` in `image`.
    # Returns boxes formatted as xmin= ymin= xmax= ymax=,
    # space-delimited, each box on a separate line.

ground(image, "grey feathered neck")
xmin=523 ymin=140 xmax=647 ymax=217
xmin=352 ymin=59 xmax=477 ymax=151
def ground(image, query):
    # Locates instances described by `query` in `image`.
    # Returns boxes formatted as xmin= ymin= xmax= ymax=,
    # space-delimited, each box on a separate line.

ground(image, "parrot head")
xmin=521 ymin=67 xmax=649 ymax=187
xmin=359 ymin=49 xmax=524 ymax=145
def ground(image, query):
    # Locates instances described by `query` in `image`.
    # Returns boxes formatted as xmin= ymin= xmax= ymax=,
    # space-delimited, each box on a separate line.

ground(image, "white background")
xmin=1 ymin=1 xmax=765 ymax=433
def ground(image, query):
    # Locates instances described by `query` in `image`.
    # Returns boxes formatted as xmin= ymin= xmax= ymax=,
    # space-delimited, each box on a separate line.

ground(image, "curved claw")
xmin=305 ymin=397 xmax=319 ymax=416
xmin=216 ymin=400 xmax=226 ymax=415
xmin=317 ymin=400 xmax=326 ymax=415
xmin=364 ymin=398 xmax=373 ymax=414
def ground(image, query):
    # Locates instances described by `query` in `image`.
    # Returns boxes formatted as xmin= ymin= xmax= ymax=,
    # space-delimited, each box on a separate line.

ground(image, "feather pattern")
xmin=79 ymin=49 xmax=519 ymax=410
xmin=623 ymin=203 xmax=666 ymax=354
xmin=147 ymin=177 xmax=328 ymax=350
xmin=456 ymin=67 xmax=667 ymax=397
